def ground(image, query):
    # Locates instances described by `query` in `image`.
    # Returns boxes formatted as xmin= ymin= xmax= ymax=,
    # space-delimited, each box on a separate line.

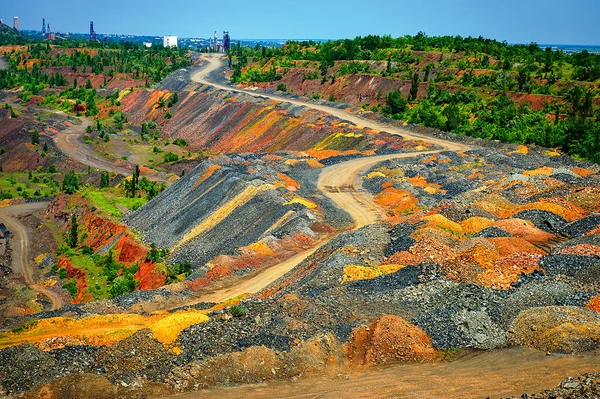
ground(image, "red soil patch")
xmin=135 ymin=261 xmax=166 ymax=290
xmin=58 ymin=257 xmax=90 ymax=304
xmin=114 ymin=234 xmax=147 ymax=264
xmin=347 ymin=315 xmax=438 ymax=365
xmin=385 ymin=251 xmax=423 ymax=267
xmin=556 ymin=244 xmax=600 ymax=257
xmin=309 ymin=222 xmax=336 ymax=234
xmin=81 ymin=213 xmax=127 ymax=251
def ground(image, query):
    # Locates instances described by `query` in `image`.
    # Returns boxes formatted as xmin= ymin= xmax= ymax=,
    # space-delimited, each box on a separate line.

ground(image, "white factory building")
xmin=163 ymin=36 xmax=178 ymax=48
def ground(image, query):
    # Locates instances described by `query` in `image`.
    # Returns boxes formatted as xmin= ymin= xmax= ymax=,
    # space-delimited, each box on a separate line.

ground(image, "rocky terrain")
xmin=0 ymin=54 xmax=599 ymax=399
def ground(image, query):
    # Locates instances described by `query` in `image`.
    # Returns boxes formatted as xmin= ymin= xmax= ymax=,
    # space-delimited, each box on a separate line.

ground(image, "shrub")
xmin=63 ymin=279 xmax=78 ymax=299
xmin=276 ymin=83 xmax=287 ymax=92
xmin=230 ymin=305 xmax=246 ymax=317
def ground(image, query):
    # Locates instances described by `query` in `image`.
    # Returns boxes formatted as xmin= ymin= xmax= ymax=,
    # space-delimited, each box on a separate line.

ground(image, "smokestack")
xmin=13 ymin=16 xmax=19 ymax=31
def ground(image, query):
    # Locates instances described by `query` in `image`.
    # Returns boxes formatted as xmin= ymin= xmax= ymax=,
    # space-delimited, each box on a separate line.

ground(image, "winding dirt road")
xmin=0 ymin=202 xmax=63 ymax=310
xmin=51 ymin=112 xmax=133 ymax=176
xmin=178 ymin=56 xmax=471 ymax=304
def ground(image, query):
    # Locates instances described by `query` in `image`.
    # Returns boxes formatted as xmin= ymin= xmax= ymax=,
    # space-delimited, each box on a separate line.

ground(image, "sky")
xmin=1 ymin=0 xmax=599 ymax=44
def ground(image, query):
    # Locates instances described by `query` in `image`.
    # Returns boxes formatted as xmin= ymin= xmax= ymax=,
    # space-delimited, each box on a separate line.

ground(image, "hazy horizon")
xmin=2 ymin=0 xmax=600 ymax=46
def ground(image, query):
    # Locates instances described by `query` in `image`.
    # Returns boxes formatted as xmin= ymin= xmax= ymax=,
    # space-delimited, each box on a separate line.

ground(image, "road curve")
xmin=51 ymin=113 xmax=133 ymax=176
xmin=177 ymin=55 xmax=473 ymax=304
xmin=0 ymin=203 xmax=63 ymax=310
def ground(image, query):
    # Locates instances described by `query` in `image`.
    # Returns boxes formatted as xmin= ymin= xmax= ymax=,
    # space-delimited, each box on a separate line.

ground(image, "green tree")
xmin=62 ymin=170 xmax=80 ymax=194
xmin=443 ymin=103 xmax=463 ymax=131
xmin=383 ymin=89 xmax=407 ymax=116
xmin=99 ymin=171 xmax=110 ymax=188
xmin=43 ymin=141 xmax=48 ymax=153
xmin=31 ymin=130 xmax=40 ymax=145
xmin=409 ymin=72 xmax=420 ymax=101
xmin=68 ymin=214 xmax=78 ymax=248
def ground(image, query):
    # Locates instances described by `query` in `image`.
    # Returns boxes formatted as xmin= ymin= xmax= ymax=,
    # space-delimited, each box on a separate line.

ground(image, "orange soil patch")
xmin=487 ymin=237 xmax=546 ymax=256
xmin=374 ymin=188 xmax=420 ymax=214
xmin=192 ymin=165 xmax=222 ymax=190
xmin=476 ymin=253 xmax=542 ymax=290
xmin=586 ymin=296 xmax=600 ymax=312
xmin=347 ymin=315 xmax=438 ymax=365
xmin=406 ymin=176 xmax=429 ymax=188
xmin=277 ymin=173 xmax=300 ymax=190
xmin=410 ymin=237 xmax=459 ymax=265
xmin=524 ymin=167 xmax=555 ymax=176
xmin=309 ymin=222 xmax=336 ymax=234
xmin=475 ymin=195 xmax=586 ymax=222
xmin=492 ymin=219 xmax=556 ymax=244
xmin=571 ymin=167 xmax=596 ymax=177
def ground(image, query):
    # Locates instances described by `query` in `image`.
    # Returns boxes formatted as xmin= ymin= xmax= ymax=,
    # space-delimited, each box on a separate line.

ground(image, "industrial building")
xmin=163 ymin=36 xmax=178 ymax=48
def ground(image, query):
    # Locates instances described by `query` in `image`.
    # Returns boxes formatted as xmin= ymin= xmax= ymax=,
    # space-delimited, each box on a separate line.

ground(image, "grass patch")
xmin=81 ymin=187 xmax=147 ymax=218
xmin=0 ymin=172 xmax=61 ymax=199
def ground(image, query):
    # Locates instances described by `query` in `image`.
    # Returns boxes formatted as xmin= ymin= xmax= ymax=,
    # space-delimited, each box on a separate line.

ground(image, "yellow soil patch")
xmin=460 ymin=217 xmax=494 ymax=235
xmin=367 ymin=171 xmax=387 ymax=179
xmin=0 ymin=311 xmax=210 ymax=350
xmin=240 ymin=241 xmax=275 ymax=257
xmin=174 ymin=184 xmax=275 ymax=250
xmin=343 ymin=264 xmax=405 ymax=282
xmin=423 ymin=186 xmax=438 ymax=194
xmin=545 ymin=150 xmax=561 ymax=157
xmin=524 ymin=167 xmax=555 ymax=176
xmin=285 ymin=197 xmax=318 ymax=209
xmin=423 ymin=214 xmax=464 ymax=235
xmin=150 ymin=311 xmax=209 ymax=346
xmin=284 ymin=159 xmax=324 ymax=168
xmin=508 ymin=145 xmax=529 ymax=155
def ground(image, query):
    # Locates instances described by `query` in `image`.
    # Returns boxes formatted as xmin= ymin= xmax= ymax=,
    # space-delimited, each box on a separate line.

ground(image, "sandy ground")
xmin=163 ymin=348 xmax=600 ymax=399
xmin=0 ymin=202 xmax=62 ymax=309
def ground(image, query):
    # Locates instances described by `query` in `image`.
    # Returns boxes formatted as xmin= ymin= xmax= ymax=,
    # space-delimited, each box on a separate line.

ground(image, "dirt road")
xmin=176 ymin=56 xmax=471 ymax=304
xmin=191 ymin=54 xmax=470 ymax=154
xmin=0 ymin=202 xmax=63 ymax=310
xmin=168 ymin=347 xmax=600 ymax=399
xmin=51 ymin=113 xmax=133 ymax=176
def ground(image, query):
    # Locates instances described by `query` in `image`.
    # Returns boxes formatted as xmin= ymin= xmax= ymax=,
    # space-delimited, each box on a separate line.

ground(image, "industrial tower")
xmin=13 ymin=17 xmax=18 ymax=31
xmin=90 ymin=21 xmax=96 ymax=41
xmin=223 ymin=31 xmax=231 ymax=51
xmin=213 ymin=31 xmax=218 ymax=51
xmin=42 ymin=18 xmax=46 ymax=35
